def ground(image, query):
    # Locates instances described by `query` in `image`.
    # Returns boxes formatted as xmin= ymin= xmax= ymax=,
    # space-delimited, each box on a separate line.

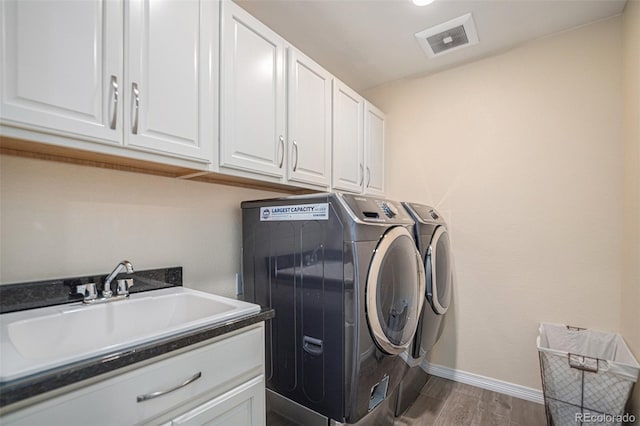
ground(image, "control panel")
xmin=403 ymin=202 xmax=444 ymax=224
xmin=378 ymin=201 xmax=399 ymax=218
xmin=340 ymin=194 xmax=412 ymax=223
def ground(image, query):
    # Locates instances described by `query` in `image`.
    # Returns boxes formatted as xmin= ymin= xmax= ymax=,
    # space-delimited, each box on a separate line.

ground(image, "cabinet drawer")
xmin=2 ymin=325 xmax=264 ymax=426
xmin=165 ymin=375 xmax=265 ymax=426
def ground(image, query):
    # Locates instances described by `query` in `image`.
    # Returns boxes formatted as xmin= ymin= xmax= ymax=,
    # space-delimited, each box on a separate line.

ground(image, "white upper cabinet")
xmin=219 ymin=1 xmax=286 ymax=178
xmin=364 ymin=102 xmax=385 ymax=196
xmin=287 ymin=48 xmax=332 ymax=187
xmin=220 ymin=2 xmax=331 ymax=189
xmin=0 ymin=0 xmax=123 ymax=144
xmin=0 ymin=0 xmax=215 ymax=166
xmin=332 ymin=84 xmax=385 ymax=195
xmin=2 ymin=0 xmax=383 ymax=191
xmin=332 ymin=80 xmax=364 ymax=193
xmin=125 ymin=0 xmax=215 ymax=162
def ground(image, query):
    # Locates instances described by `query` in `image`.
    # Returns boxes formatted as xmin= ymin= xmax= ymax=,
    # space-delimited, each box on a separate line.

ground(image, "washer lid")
xmin=426 ymin=226 xmax=452 ymax=315
xmin=366 ymin=226 xmax=425 ymax=355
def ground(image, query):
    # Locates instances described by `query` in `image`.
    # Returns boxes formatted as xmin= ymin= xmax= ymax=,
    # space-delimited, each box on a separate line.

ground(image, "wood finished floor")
xmin=267 ymin=376 xmax=547 ymax=426
xmin=395 ymin=376 xmax=546 ymax=426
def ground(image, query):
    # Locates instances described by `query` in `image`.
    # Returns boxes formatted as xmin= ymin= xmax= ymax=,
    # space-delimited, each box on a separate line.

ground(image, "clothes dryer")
xmin=242 ymin=193 xmax=425 ymax=424
xmin=395 ymin=202 xmax=453 ymax=416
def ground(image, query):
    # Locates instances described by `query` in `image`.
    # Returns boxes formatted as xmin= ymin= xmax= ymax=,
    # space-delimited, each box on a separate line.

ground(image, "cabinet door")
xmin=364 ymin=102 xmax=385 ymax=195
xmin=287 ymin=48 xmax=332 ymax=188
xmin=220 ymin=1 xmax=286 ymax=179
xmin=169 ymin=376 xmax=265 ymax=426
xmin=125 ymin=0 xmax=214 ymax=163
xmin=332 ymin=80 xmax=364 ymax=193
xmin=0 ymin=0 xmax=122 ymax=144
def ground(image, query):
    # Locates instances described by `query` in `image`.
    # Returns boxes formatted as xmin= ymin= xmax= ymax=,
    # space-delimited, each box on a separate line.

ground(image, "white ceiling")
xmin=235 ymin=0 xmax=628 ymax=91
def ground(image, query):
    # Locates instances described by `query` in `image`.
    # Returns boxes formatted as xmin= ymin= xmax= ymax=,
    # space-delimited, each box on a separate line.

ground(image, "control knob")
xmin=381 ymin=202 xmax=399 ymax=218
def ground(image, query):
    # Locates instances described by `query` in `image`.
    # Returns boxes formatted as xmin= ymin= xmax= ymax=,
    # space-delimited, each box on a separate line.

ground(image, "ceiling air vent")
xmin=415 ymin=13 xmax=479 ymax=58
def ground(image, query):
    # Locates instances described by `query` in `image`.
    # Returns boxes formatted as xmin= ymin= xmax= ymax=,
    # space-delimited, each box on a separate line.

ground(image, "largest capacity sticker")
xmin=260 ymin=203 xmax=329 ymax=221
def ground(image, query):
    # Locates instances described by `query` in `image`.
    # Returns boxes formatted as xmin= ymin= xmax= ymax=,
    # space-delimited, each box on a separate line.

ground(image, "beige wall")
xmin=622 ymin=0 xmax=640 ymax=418
xmin=364 ymin=17 xmax=625 ymax=392
xmin=0 ymin=155 xmax=284 ymax=297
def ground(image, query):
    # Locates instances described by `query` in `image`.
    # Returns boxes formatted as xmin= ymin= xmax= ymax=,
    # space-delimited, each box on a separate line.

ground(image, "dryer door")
xmin=426 ymin=226 xmax=452 ymax=315
xmin=366 ymin=226 xmax=425 ymax=355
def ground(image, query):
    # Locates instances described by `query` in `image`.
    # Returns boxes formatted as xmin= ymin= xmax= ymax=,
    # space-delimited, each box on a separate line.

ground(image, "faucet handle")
xmin=116 ymin=278 xmax=134 ymax=296
xmin=77 ymin=283 xmax=98 ymax=301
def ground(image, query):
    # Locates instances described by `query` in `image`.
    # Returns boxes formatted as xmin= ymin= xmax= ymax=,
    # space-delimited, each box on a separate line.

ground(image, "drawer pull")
xmin=136 ymin=372 xmax=202 ymax=402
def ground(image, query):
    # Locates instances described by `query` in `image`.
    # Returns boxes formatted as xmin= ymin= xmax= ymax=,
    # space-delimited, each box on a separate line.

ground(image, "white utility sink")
xmin=0 ymin=287 xmax=261 ymax=382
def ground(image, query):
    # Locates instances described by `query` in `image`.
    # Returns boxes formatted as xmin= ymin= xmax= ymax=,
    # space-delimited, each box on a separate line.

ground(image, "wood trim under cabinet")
xmin=0 ymin=136 xmax=312 ymax=195
xmin=0 ymin=136 xmax=195 ymax=178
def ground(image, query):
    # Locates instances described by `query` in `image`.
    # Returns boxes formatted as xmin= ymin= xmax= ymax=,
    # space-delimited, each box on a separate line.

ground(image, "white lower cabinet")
xmin=1 ymin=324 xmax=265 ymax=426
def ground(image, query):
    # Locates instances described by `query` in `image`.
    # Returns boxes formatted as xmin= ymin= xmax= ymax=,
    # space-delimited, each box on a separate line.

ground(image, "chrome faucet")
xmin=103 ymin=260 xmax=134 ymax=298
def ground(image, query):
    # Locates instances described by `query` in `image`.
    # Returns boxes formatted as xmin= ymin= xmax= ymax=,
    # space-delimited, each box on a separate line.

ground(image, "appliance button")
xmin=381 ymin=202 xmax=398 ymax=218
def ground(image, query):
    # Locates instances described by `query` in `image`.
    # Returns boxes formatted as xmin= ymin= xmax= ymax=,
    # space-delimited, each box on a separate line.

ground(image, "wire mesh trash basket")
xmin=537 ymin=323 xmax=639 ymax=426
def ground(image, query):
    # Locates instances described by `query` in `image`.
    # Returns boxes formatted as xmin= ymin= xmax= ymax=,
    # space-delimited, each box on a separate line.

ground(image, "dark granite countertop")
xmin=0 ymin=267 xmax=183 ymax=314
xmin=0 ymin=267 xmax=274 ymax=410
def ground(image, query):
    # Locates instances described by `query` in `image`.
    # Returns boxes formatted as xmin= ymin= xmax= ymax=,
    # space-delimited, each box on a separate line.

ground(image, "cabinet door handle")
xmin=366 ymin=166 xmax=371 ymax=188
xmin=109 ymin=76 xmax=119 ymax=130
xmin=359 ymin=163 xmax=364 ymax=186
xmin=131 ymin=82 xmax=140 ymax=134
xmin=278 ymin=135 xmax=285 ymax=168
xmin=292 ymin=140 xmax=299 ymax=172
xmin=136 ymin=372 xmax=202 ymax=402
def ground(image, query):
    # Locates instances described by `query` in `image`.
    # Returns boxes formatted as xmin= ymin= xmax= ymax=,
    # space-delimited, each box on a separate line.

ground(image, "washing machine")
xmin=395 ymin=202 xmax=453 ymax=416
xmin=241 ymin=193 xmax=425 ymax=424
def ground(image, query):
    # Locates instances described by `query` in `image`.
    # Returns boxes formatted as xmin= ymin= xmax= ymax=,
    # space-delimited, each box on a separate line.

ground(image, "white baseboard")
xmin=421 ymin=361 xmax=544 ymax=405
